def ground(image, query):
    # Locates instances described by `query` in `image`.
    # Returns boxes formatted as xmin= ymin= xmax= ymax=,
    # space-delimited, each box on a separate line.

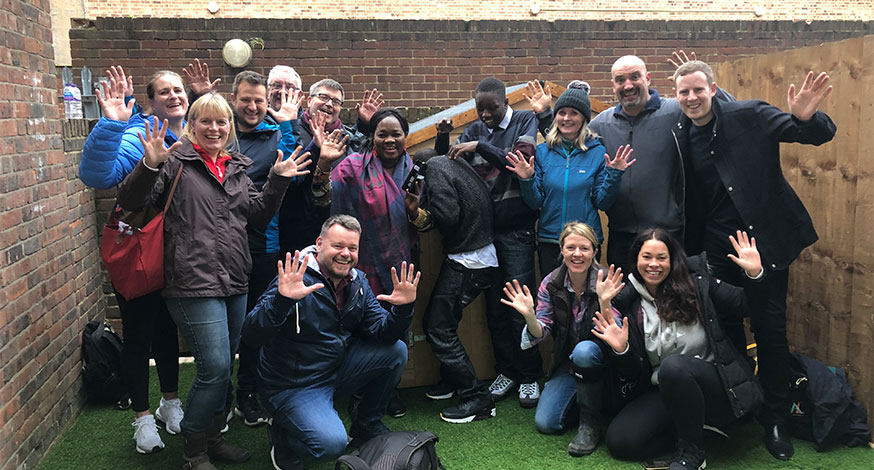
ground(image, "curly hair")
xmin=628 ymin=228 xmax=698 ymax=325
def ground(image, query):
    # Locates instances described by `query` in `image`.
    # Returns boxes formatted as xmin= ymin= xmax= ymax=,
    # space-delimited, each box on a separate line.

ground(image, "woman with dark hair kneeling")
xmin=594 ymin=228 xmax=763 ymax=470
xmin=502 ymin=222 xmax=624 ymax=456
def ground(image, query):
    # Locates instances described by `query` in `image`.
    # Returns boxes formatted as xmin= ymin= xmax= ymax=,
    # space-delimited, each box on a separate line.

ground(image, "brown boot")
xmin=207 ymin=413 xmax=251 ymax=463
xmin=182 ymin=432 xmax=217 ymax=470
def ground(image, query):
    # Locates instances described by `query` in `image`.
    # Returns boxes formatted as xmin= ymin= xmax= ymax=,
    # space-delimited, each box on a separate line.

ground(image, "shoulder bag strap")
xmin=163 ymin=164 xmax=184 ymax=213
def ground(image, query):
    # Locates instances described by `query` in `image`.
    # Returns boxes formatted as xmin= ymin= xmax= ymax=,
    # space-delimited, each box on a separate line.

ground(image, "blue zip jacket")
xmin=242 ymin=246 xmax=414 ymax=392
xmin=78 ymin=113 xmax=182 ymax=189
xmin=520 ymin=138 xmax=623 ymax=244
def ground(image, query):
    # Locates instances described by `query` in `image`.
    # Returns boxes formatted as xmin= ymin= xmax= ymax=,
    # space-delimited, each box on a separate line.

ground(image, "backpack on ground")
xmin=786 ymin=353 xmax=871 ymax=450
xmin=81 ymin=320 xmax=127 ymax=404
xmin=335 ymin=431 xmax=444 ymax=470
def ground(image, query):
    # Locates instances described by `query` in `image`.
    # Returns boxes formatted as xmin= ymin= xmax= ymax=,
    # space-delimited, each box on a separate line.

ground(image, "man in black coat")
xmin=671 ymin=60 xmax=836 ymax=461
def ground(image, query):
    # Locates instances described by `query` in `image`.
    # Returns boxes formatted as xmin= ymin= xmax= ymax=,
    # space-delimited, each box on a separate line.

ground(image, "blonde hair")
xmin=183 ymin=93 xmax=238 ymax=154
xmin=559 ymin=221 xmax=599 ymax=250
xmin=545 ymin=116 xmax=598 ymax=152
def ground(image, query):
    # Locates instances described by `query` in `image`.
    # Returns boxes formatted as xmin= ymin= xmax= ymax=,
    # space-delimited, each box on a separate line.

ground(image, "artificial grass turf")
xmin=40 ymin=362 xmax=872 ymax=469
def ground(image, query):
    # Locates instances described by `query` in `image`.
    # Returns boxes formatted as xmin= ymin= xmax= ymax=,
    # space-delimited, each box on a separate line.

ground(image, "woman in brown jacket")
xmin=117 ymin=92 xmax=311 ymax=470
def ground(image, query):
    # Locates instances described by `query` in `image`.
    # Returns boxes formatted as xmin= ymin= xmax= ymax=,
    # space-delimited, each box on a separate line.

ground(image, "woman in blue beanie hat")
xmin=508 ymin=84 xmax=635 ymax=276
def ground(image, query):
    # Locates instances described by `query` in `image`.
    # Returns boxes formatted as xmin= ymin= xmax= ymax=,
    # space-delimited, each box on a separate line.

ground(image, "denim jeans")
xmin=534 ymin=340 xmax=603 ymax=434
xmin=165 ymin=294 xmax=246 ymax=434
xmin=261 ymin=339 xmax=407 ymax=461
xmin=423 ymin=258 xmax=495 ymax=401
xmin=485 ymin=228 xmax=543 ymax=382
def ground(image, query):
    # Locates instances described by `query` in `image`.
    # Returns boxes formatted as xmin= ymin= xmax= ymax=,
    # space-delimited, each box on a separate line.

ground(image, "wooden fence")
xmin=711 ymin=35 xmax=873 ymax=428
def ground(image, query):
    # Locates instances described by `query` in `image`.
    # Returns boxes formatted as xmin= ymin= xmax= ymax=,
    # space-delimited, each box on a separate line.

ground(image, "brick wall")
xmin=81 ymin=0 xmax=872 ymax=21
xmin=68 ymin=19 xmax=873 ymax=112
xmin=0 ymin=1 xmax=106 ymax=468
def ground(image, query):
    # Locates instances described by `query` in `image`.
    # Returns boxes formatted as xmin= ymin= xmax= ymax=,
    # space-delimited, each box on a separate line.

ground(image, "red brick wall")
xmin=69 ymin=18 xmax=872 ymax=112
xmin=0 ymin=1 xmax=106 ymax=468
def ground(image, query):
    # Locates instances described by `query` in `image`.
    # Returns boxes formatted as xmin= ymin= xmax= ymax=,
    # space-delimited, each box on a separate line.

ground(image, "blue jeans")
xmin=484 ymin=228 xmax=543 ymax=382
xmin=535 ymin=340 xmax=603 ymax=434
xmin=165 ymin=294 xmax=246 ymax=434
xmin=262 ymin=339 xmax=407 ymax=461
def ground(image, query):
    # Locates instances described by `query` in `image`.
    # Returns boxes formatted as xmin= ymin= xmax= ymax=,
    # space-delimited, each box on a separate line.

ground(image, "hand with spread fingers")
xmin=375 ymin=262 xmax=421 ymax=305
xmin=668 ymin=49 xmax=697 ymax=70
xmin=137 ymin=116 xmax=182 ymax=168
xmin=788 ymin=71 xmax=832 ymax=122
xmin=182 ymin=58 xmax=221 ymax=96
xmin=500 ymin=279 xmax=536 ymax=319
xmin=596 ymin=265 xmax=625 ymax=306
xmin=277 ymin=251 xmax=325 ymax=300
xmin=727 ymin=230 xmax=763 ymax=278
xmin=505 ymin=150 xmax=535 ymax=179
xmin=604 ymin=144 xmax=636 ymax=171
xmin=524 ymin=80 xmax=552 ymax=114
xmin=309 ymin=108 xmax=328 ymax=148
xmin=591 ymin=309 xmax=629 ymax=354
xmin=109 ymin=65 xmax=134 ymax=98
xmin=319 ymin=130 xmax=349 ymax=165
xmin=97 ymin=69 xmax=135 ymax=122
xmin=272 ymin=147 xmax=313 ymax=179
xmin=268 ymin=89 xmax=303 ymax=123
xmin=356 ymin=88 xmax=384 ymax=124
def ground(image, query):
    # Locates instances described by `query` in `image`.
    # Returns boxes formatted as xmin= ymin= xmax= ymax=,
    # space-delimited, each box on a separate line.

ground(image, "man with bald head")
xmin=587 ymin=54 xmax=733 ymax=270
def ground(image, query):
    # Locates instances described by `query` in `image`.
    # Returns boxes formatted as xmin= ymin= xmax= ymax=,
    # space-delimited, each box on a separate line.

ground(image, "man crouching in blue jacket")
xmin=242 ymin=214 xmax=421 ymax=469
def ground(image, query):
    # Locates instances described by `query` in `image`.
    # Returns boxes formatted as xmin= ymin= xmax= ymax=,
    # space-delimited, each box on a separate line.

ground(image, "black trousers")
xmin=235 ymin=251 xmax=282 ymax=400
xmin=707 ymin=250 xmax=791 ymax=423
xmin=117 ymin=289 xmax=179 ymax=413
xmin=605 ymin=354 xmax=735 ymax=461
xmin=423 ymin=259 xmax=495 ymax=401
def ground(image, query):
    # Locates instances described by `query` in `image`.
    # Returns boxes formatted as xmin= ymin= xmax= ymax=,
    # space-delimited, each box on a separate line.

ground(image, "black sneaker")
xmin=235 ymin=392 xmax=269 ymax=427
xmin=268 ymin=420 xmax=303 ymax=470
xmin=348 ymin=420 xmax=391 ymax=448
xmin=440 ymin=396 xmax=496 ymax=423
xmin=668 ymin=440 xmax=706 ymax=470
xmin=425 ymin=382 xmax=455 ymax=400
xmin=387 ymin=390 xmax=406 ymax=418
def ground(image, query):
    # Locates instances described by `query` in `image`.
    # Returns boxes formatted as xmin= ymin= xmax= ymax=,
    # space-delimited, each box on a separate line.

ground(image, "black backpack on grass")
xmin=335 ymin=431 xmax=444 ymax=470
xmin=81 ymin=320 xmax=127 ymax=404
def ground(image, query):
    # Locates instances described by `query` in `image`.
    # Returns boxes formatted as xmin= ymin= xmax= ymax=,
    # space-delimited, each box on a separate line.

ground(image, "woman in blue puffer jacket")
xmin=77 ymin=66 xmax=190 ymax=454
xmin=508 ymin=84 xmax=635 ymax=276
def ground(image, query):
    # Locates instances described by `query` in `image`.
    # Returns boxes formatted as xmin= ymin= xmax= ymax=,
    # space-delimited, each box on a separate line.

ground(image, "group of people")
xmin=77 ymin=47 xmax=835 ymax=470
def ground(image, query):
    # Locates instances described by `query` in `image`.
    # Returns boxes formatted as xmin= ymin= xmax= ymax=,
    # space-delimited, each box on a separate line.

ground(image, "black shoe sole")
xmin=440 ymin=406 xmax=496 ymax=423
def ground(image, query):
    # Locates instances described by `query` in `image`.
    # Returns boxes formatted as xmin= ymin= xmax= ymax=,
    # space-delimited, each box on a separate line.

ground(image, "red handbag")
xmin=100 ymin=166 xmax=183 ymax=300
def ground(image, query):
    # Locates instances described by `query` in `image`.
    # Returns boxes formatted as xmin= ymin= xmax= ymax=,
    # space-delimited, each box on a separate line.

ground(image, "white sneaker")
xmin=132 ymin=414 xmax=165 ymax=454
xmin=155 ymin=397 xmax=184 ymax=435
xmin=518 ymin=381 xmax=540 ymax=408
xmin=488 ymin=374 xmax=517 ymax=401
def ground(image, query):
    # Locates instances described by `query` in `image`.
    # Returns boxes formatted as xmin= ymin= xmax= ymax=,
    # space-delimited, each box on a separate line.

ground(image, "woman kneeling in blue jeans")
xmin=501 ymin=222 xmax=624 ymax=457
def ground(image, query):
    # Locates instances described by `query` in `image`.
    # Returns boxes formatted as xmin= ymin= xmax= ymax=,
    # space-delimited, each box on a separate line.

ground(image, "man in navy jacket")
xmin=243 ymin=215 xmax=420 ymax=469
xmin=672 ymin=60 xmax=835 ymax=461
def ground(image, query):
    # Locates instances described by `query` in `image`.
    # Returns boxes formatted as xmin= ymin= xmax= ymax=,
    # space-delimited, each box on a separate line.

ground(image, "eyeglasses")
xmin=313 ymin=93 xmax=343 ymax=107
xmin=269 ymin=82 xmax=300 ymax=92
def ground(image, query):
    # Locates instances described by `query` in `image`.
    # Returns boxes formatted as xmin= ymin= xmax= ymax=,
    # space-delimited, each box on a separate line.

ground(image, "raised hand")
xmin=505 ymin=150 xmax=535 ymax=179
xmin=309 ymin=108 xmax=328 ymax=148
xmin=447 ymin=141 xmax=477 ymax=159
xmin=376 ymin=261 xmax=421 ymax=305
xmin=277 ymin=251 xmax=324 ymax=300
xmin=319 ymin=130 xmax=349 ymax=165
xmin=434 ymin=118 xmax=453 ymax=135
xmin=500 ymin=280 xmax=536 ymax=318
xmin=267 ymin=88 xmax=303 ymax=123
xmin=107 ymin=65 xmax=134 ymax=97
xmin=605 ymin=144 xmax=636 ymax=170
xmin=668 ymin=50 xmax=697 ymax=69
xmin=596 ymin=265 xmax=625 ymax=305
xmin=591 ymin=310 xmax=629 ymax=353
xmin=727 ymin=230 xmax=763 ymax=278
xmin=272 ymin=147 xmax=313 ymax=178
xmin=137 ymin=116 xmax=181 ymax=168
xmin=97 ymin=72 xmax=135 ymax=122
xmin=523 ymin=80 xmax=552 ymax=113
xmin=788 ymin=71 xmax=832 ymax=122
xmin=182 ymin=58 xmax=220 ymax=96
xmin=356 ymin=88 xmax=384 ymax=123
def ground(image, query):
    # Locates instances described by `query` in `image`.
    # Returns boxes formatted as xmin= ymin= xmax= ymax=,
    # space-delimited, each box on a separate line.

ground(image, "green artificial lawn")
xmin=41 ymin=362 xmax=872 ymax=470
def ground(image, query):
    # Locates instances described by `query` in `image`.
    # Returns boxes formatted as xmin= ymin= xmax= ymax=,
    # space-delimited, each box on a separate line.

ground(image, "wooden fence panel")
xmin=711 ymin=36 xmax=874 ymax=428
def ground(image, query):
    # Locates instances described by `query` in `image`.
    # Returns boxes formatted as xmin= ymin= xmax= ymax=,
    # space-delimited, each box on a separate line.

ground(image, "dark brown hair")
xmin=629 ymin=228 xmax=698 ymax=325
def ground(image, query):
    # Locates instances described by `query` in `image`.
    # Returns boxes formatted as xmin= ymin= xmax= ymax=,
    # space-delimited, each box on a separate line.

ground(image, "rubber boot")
xmin=567 ymin=380 xmax=602 ymax=457
xmin=207 ymin=413 xmax=251 ymax=463
xmin=182 ymin=432 xmax=217 ymax=470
